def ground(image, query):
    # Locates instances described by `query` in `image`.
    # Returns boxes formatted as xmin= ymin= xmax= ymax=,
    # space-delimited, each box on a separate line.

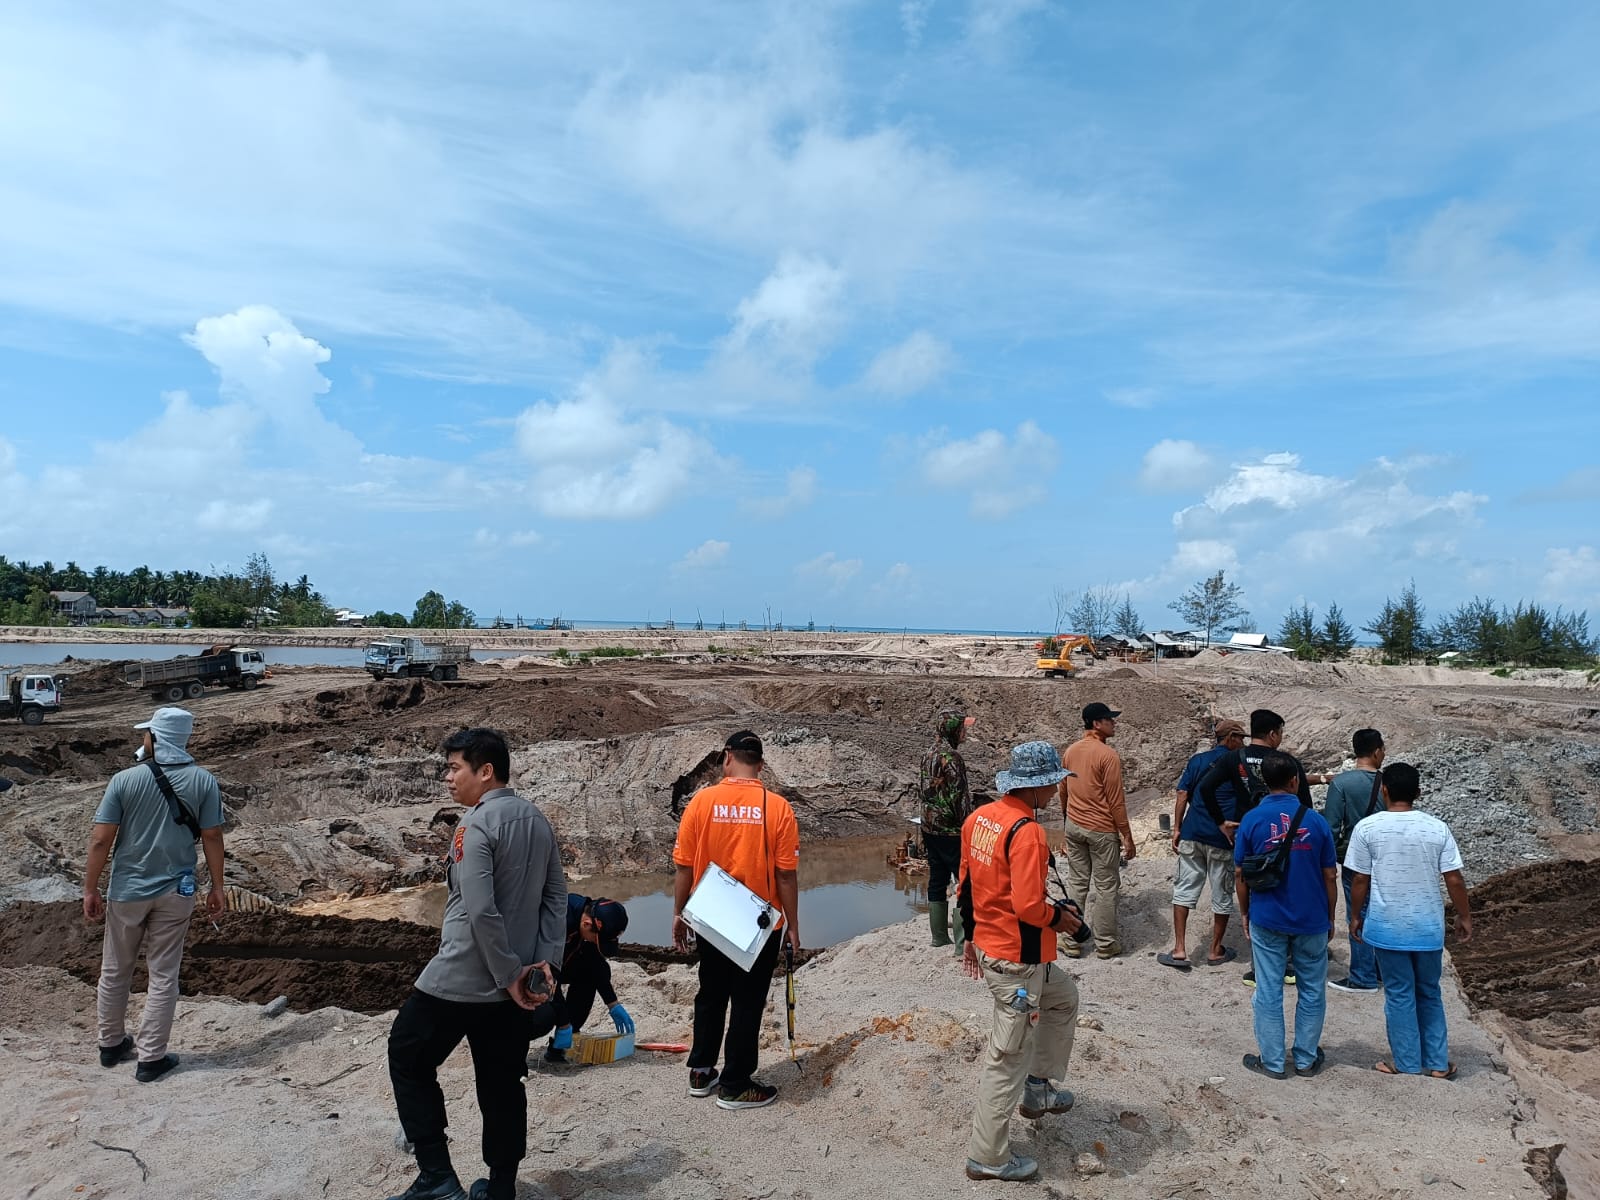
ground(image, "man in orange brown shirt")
xmin=957 ymin=741 xmax=1086 ymax=1183
xmin=671 ymin=730 xmax=800 ymax=1111
xmin=1060 ymin=701 xmax=1133 ymax=959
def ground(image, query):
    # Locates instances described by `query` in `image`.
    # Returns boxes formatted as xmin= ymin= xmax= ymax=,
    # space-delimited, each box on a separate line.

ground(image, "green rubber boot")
xmin=928 ymin=901 xmax=953 ymax=947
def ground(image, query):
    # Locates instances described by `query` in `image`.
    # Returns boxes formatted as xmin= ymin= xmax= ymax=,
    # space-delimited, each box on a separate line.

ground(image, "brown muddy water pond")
xmin=416 ymin=830 xmax=1028 ymax=947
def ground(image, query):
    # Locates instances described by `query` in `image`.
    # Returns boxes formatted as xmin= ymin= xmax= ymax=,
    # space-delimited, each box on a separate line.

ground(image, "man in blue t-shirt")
xmin=1161 ymin=719 xmax=1246 ymax=971
xmin=1233 ymin=750 xmax=1337 ymax=1079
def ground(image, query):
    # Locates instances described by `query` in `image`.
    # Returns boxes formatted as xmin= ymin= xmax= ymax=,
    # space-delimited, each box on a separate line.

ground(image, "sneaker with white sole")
xmin=1018 ymin=1079 xmax=1075 ymax=1119
xmin=1327 ymin=977 xmax=1379 ymax=993
xmin=688 ymin=1068 xmax=720 ymax=1098
xmin=715 ymin=1081 xmax=778 ymax=1110
xmin=964 ymin=1154 xmax=1038 ymax=1182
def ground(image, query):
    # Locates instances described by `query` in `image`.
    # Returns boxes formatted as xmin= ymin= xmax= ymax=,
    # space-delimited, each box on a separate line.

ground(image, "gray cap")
xmin=134 ymin=707 xmax=195 ymax=765
xmin=995 ymin=741 xmax=1073 ymax=794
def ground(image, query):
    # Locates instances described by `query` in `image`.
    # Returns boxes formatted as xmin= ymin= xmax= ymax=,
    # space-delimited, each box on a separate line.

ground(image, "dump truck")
xmin=1 ymin=671 xmax=62 ymax=724
xmin=364 ymin=637 xmax=470 ymax=681
xmin=1034 ymin=634 xmax=1101 ymax=678
xmin=124 ymin=646 xmax=268 ymax=701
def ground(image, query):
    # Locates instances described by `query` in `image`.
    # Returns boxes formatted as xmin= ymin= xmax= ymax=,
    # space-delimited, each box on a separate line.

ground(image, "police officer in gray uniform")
xmin=385 ymin=728 xmax=567 ymax=1200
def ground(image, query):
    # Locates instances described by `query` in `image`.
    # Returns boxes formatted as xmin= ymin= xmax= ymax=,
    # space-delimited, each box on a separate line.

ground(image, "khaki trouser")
xmin=1064 ymin=818 xmax=1122 ymax=953
xmin=967 ymin=951 xmax=1080 ymax=1168
xmin=97 ymin=892 xmax=194 ymax=1062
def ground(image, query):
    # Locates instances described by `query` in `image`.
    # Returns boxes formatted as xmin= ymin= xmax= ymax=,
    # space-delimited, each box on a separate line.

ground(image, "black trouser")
xmin=687 ymin=934 xmax=783 ymax=1094
xmin=924 ymin=831 xmax=961 ymax=902
xmin=388 ymin=989 xmax=545 ymax=1175
xmin=556 ymin=952 xmax=612 ymax=1033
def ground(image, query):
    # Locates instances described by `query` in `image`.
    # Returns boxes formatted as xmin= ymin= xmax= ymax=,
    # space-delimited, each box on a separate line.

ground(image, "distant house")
xmin=1227 ymin=632 xmax=1295 ymax=656
xmin=333 ymin=608 xmax=367 ymax=627
xmin=150 ymin=607 xmax=190 ymax=628
xmin=1145 ymin=630 xmax=1207 ymax=658
xmin=49 ymin=591 xmax=97 ymax=623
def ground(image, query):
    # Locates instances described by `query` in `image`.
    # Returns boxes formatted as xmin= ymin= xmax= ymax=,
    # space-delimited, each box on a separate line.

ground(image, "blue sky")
xmin=1 ymin=1 xmax=1597 ymax=631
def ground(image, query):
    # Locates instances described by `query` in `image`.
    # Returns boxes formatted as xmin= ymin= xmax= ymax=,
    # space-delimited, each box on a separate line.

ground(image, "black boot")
xmin=467 ymin=1168 xmax=516 ymax=1200
xmin=385 ymin=1168 xmax=466 ymax=1200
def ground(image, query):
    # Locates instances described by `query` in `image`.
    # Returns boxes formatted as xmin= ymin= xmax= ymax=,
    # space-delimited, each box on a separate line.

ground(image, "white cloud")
xmin=727 ymin=253 xmax=846 ymax=363
xmin=797 ymin=551 xmax=862 ymax=591
xmin=1105 ymin=387 xmax=1158 ymax=410
xmin=514 ymin=351 xmax=712 ymax=520
xmin=677 ymin=539 xmax=731 ymax=571
xmin=900 ymin=1 xmax=933 ymax=47
xmin=1138 ymin=439 xmax=1218 ymax=492
xmin=196 ymin=498 xmax=272 ymax=533
xmin=473 ymin=528 xmax=543 ymax=549
xmin=1543 ymin=546 xmax=1600 ymax=599
xmin=969 ymin=0 xmax=1049 ymax=42
xmin=1519 ymin=466 xmax=1600 ymax=504
xmin=919 ymin=420 xmax=1058 ymax=518
xmin=862 ymin=331 xmax=954 ymax=397
xmin=742 ymin=466 xmax=818 ymax=519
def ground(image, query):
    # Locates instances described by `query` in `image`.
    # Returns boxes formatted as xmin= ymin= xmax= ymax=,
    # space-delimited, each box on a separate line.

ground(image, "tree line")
xmin=0 ymin=556 xmax=476 ymax=630
xmin=1051 ymin=570 xmax=1597 ymax=669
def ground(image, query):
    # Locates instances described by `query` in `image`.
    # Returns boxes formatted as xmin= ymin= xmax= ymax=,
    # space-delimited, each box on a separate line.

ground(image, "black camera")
xmin=1052 ymin=897 xmax=1093 ymax=944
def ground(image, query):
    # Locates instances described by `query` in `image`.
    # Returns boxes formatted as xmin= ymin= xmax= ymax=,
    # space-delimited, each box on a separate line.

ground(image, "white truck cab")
xmin=2 ymin=671 xmax=62 ymax=725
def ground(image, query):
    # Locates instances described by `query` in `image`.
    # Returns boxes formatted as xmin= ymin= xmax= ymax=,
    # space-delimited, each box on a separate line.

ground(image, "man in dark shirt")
xmin=544 ymin=895 xmax=634 ymax=1062
xmin=1161 ymin=719 xmax=1246 ymax=970
xmin=1197 ymin=709 xmax=1334 ymax=986
xmin=919 ymin=709 xmax=975 ymax=951
xmin=1324 ymin=729 xmax=1386 ymax=992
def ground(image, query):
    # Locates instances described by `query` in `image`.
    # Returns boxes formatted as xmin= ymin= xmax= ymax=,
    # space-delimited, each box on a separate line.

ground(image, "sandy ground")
xmin=3 ymin=636 xmax=1595 ymax=1197
xmin=0 ymin=894 xmax=1561 ymax=1200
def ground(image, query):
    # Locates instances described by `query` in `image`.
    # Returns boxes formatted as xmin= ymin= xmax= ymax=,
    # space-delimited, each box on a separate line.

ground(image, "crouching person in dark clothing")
xmin=385 ymin=728 xmax=566 ymax=1200
xmin=545 ymin=895 xmax=634 ymax=1062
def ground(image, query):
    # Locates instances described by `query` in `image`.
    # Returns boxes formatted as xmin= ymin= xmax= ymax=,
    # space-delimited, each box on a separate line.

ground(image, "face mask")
xmin=134 ymin=746 xmax=147 ymax=762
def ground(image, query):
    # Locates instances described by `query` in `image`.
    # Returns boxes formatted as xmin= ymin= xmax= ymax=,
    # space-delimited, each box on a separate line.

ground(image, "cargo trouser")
xmin=97 ymin=890 xmax=194 ymax=1062
xmin=967 ymin=951 xmax=1079 ymax=1168
xmin=1063 ymin=818 xmax=1122 ymax=953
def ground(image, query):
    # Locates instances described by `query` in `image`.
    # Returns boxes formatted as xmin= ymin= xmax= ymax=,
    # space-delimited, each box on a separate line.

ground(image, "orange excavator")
xmin=1034 ymin=634 xmax=1101 ymax=678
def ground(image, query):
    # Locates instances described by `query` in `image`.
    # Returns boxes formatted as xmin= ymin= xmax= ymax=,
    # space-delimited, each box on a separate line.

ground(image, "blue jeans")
xmin=1341 ymin=867 xmax=1379 ymax=987
xmin=1372 ymin=948 xmax=1449 ymax=1074
xmin=1249 ymin=927 xmax=1328 ymax=1074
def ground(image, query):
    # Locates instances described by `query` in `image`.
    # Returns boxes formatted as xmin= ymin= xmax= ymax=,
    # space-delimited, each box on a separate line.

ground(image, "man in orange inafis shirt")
xmin=671 ymin=730 xmax=799 ymax=1112
xmin=957 ymin=741 xmax=1086 ymax=1184
xmin=1060 ymin=701 xmax=1132 ymax=959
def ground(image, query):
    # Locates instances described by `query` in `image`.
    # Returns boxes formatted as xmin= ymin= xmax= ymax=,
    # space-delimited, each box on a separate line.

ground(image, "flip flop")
xmin=1157 ymin=952 xmax=1193 ymax=972
xmin=1374 ymin=1061 xmax=1401 ymax=1075
xmin=1206 ymin=946 xmax=1238 ymax=966
xmin=1429 ymin=1063 xmax=1458 ymax=1080
xmin=1242 ymin=1053 xmax=1288 ymax=1080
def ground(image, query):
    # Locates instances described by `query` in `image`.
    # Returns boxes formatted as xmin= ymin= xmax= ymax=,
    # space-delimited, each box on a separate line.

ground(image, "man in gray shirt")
xmin=1324 ymin=728 xmax=1385 ymax=993
xmin=385 ymin=728 xmax=567 ymax=1200
xmin=82 ymin=706 xmax=226 ymax=1083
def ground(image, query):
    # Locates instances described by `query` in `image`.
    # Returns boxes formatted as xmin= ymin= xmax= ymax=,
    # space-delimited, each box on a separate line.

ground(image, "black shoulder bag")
xmin=1363 ymin=769 xmax=1385 ymax=818
xmin=1238 ymin=803 xmax=1308 ymax=893
xmin=147 ymin=761 xmax=203 ymax=842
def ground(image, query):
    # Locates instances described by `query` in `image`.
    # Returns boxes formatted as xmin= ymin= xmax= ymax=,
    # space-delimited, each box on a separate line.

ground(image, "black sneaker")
xmin=135 ymin=1054 xmax=180 ymax=1083
xmin=385 ymin=1169 xmax=466 ymax=1200
xmin=716 ymin=1081 xmax=778 ymax=1110
xmin=99 ymin=1036 xmax=134 ymax=1068
xmin=688 ymin=1067 xmax=720 ymax=1098
xmin=1328 ymin=977 xmax=1380 ymax=993
xmin=544 ymin=1044 xmax=568 ymax=1064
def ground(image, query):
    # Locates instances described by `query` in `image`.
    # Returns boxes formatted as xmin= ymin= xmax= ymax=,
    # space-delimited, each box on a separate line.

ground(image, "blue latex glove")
xmin=608 ymin=1003 xmax=635 ymax=1035
xmin=552 ymin=1026 xmax=573 ymax=1051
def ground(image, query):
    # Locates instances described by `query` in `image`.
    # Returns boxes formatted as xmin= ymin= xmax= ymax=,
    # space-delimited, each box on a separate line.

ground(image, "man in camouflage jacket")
xmin=920 ymin=709 xmax=975 ymax=950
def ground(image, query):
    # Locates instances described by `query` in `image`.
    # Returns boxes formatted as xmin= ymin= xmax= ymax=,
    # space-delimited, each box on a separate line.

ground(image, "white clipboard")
xmin=681 ymin=862 xmax=778 ymax=972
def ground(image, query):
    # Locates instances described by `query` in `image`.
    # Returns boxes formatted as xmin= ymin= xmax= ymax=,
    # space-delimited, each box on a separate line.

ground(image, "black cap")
xmin=1082 ymin=702 xmax=1121 ymax=727
xmin=725 ymin=729 xmax=764 ymax=760
xmin=590 ymin=898 xmax=629 ymax=956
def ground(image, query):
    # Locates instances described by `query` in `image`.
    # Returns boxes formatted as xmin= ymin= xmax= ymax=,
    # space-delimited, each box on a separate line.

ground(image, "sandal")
xmin=1429 ymin=1063 xmax=1458 ymax=1080
xmin=1296 ymin=1047 xmax=1327 ymax=1078
xmin=1374 ymin=1061 xmax=1401 ymax=1075
xmin=1206 ymin=946 xmax=1238 ymax=966
xmin=1157 ymin=952 xmax=1192 ymax=972
xmin=1242 ymin=1053 xmax=1288 ymax=1080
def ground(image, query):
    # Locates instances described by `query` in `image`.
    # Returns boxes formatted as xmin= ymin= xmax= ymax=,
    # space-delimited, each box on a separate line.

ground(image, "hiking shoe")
xmin=716 ymin=1081 xmax=778 ymax=1110
xmin=99 ymin=1036 xmax=134 ymax=1068
xmin=135 ymin=1054 xmax=180 ymax=1083
xmin=688 ymin=1067 xmax=720 ymax=1098
xmin=1328 ymin=977 xmax=1379 ymax=993
xmin=1095 ymin=941 xmax=1124 ymax=960
xmin=1062 ymin=942 xmax=1083 ymax=959
xmin=385 ymin=1169 xmax=466 ymax=1200
xmin=965 ymin=1154 xmax=1038 ymax=1182
xmin=1241 ymin=970 xmax=1296 ymax=988
xmin=1019 ymin=1079 xmax=1075 ymax=1118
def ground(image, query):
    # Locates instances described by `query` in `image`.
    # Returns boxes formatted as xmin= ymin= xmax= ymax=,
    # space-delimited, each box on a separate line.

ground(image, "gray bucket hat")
xmin=135 ymin=706 xmax=195 ymax=765
xmin=995 ymin=741 xmax=1073 ymax=794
